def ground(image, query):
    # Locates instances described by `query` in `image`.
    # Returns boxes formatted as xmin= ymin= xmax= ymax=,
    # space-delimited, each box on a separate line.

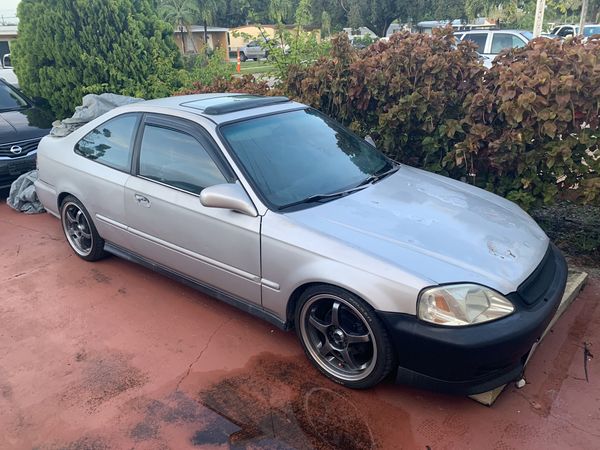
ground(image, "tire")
xmin=239 ymin=52 xmax=247 ymax=62
xmin=295 ymin=285 xmax=395 ymax=389
xmin=60 ymin=195 xmax=106 ymax=261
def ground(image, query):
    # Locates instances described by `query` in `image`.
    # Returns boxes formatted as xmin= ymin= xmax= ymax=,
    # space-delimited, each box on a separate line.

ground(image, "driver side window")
xmin=138 ymin=125 xmax=226 ymax=194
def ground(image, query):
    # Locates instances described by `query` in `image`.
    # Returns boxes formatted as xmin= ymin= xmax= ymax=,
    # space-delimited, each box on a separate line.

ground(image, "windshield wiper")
xmin=357 ymin=164 xmax=399 ymax=187
xmin=279 ymin=185 xmax=368 ymax=210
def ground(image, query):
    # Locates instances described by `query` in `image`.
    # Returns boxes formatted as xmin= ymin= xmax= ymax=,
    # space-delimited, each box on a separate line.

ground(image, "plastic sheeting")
xmin=6 ymin=170 xmax=45 ymax=214
xmin=50 ymin=93 xmax=144 ymax=137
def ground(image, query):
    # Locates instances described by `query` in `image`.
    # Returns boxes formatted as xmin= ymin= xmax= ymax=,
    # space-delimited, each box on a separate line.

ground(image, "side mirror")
xmin=200 ymin=183 xmax=257 ymax=217
xmin=364 ymin=135 xmax=376 ymax=147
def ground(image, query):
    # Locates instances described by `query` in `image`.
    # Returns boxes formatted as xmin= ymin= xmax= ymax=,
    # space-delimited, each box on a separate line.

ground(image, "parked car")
xmin=0 ymin=53 xmax=18 ymax=87
xmin=0 ymin=79 xmax=53 ymax=189
xmin=238 ymin=40 xmax=268 ymax=62
xmin=455 ymin=29 xmax=533 ymax=61
xmin=550 ymin=24 xmax=600 ymax=39
xmin=35 ymin=94 xmax=567 ymax=394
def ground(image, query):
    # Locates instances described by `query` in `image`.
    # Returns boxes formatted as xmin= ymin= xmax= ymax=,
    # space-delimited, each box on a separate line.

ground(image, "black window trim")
xmin=131 ymin=113 xmax=236 ymax=196
xmin=74 ymin=112 xmax=142 ymax=173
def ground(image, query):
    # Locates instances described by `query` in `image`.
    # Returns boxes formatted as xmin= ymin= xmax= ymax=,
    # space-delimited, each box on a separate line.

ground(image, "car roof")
xmin=139 ymin=93 xmax=306 ymax=124
xmin=460 ymin=29 xmax=529 ymax=33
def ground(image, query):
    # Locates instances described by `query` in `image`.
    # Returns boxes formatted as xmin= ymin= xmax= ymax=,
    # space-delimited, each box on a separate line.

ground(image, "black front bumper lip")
xmin=0 ymin=153 xmax=37 ymax=189
xmin=377 ymin=243 xmax=568 ymax=395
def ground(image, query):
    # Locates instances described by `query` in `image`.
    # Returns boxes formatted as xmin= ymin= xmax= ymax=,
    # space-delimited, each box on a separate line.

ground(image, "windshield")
xmin=520 ymin=31 xmax=533 ymax=40
xmin=221 ymin=109 xmax=394 ymax=209
xmin=584 ymin=26 xmax=600 ymax=37
xmin=0 ymin=83 xmax=29 ymax=111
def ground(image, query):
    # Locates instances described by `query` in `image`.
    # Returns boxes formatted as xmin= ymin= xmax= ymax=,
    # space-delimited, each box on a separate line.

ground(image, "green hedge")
xmin=183 ymin=30 xmax=600 ymax=208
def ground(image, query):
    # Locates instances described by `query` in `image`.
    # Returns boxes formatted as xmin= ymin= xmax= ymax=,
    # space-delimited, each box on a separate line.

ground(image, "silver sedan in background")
xmin=35 ymin=94 xmax=567 ymax=393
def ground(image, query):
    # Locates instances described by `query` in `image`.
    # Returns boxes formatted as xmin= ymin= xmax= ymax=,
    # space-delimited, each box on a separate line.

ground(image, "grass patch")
xmin=230 ymin=60 xmax=275 ymax=74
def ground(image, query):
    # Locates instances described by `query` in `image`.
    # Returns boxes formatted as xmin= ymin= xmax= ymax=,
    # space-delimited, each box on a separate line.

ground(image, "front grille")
xmin=514 ymin=244 xmax=556 ymax=306
xmin=0 ymin=138 xmax=41 ymax=158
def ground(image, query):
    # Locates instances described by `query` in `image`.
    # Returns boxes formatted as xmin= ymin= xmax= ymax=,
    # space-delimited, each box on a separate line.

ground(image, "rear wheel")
xmin=295 ymin=285 xmax=395 ymax=389
xmin=60 ymin=195 xmax=106 ymax=261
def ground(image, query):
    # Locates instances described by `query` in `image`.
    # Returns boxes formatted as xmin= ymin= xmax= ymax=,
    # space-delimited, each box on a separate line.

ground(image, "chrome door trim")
xmin=261 ymin=278 xmax=280 ymax=291
xmin=126 ymin=224 xmax=261 ymax=283
xmin=96 ymin=214 xmax=128 ymax=230
xmin=104 ymin=242 xmax=288 ymax=330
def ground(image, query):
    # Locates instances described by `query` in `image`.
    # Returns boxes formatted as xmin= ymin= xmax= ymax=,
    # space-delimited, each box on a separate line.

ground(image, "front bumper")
xmin=0 ymin=152 xmax=37 ymax=189
xmin=377 ymin=243 xmax=568 ymax=395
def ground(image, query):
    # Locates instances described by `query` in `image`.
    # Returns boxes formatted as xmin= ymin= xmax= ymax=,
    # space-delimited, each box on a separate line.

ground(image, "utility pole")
xmin=578 ymin=0 xmax=589 ymax=36
xmin=533 ymin=0 xmax=546 ymax=37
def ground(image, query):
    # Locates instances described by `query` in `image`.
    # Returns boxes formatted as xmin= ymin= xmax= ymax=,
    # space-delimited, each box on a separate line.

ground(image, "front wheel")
xmin=60 ymin=195 xmax=106 ymax=261
xmin=295 ymin=285 xmax=395 ymax=389
xmin=239 ymin=52 xmax=247 ymax=62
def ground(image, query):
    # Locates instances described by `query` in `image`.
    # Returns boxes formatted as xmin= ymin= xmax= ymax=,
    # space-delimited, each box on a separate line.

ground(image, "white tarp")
xmin=6 ymin=170 xmax=44 ymax=214
xmin=50 ymin=93 xmax=144 ymax=137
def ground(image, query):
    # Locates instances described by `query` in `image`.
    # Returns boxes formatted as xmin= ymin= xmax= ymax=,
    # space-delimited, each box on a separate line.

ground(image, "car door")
xmin=72 ymin=112 xmax=141 ymax=249
xmin=246 ymin=41 xmax=263 ymax=59
xmin=124 ymin=113 xmax=262 ymax=305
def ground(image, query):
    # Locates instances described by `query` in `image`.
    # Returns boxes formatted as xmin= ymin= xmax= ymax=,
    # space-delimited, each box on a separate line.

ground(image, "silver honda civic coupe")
xmin=35 ymin=94 xmax=567 ymax=394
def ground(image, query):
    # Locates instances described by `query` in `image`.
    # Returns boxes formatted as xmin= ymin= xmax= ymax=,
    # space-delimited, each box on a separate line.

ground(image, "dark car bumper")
xmin=0 ymin=152 xmax=37 ymax=189
xmin=377 ymin=243 xmax=568 ymax=395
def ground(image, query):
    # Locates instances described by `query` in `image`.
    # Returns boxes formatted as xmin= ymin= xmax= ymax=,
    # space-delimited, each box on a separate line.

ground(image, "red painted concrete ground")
xmin=0 ymin=202 xmax=599 ymax=450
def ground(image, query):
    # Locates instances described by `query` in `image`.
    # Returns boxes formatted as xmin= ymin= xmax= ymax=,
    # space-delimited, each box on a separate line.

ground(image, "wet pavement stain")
xmin=90 ymin=269 xmax=111 ymax=284
xmin=116 ymin=353 xmax=417 ymax=449
xmin=61 ymin=351 xmax=148 ymax=411
xmin=187 ymin=353 xmax=416 ymax=449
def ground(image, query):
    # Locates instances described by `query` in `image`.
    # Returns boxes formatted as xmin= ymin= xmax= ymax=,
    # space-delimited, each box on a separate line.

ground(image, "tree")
xmin=296 ymin=0 xmax=313 ymax=26
xmin=197 ymin=0 xmax=225 ymax=49
xmin=12 ymin=0 xmax=183 ymax=118
xmin=321 ymin=10 xmax=332 ymax=35
xmin=160 ymin=0 xmax=199 ymax=53
xmin=269 ymin=0 xmax=294 ymax=23
xmin=345 ymin=0 xmax=399 ymax=37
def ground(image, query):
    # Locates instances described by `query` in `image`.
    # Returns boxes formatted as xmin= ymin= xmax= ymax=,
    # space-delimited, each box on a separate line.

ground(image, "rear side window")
xmin=462 ymin=33 xmax=487 ymax=53
xmin=138 ymin=125 xmax=226 ymax=194
xmin=491 ymin=33 xmax=527 ymax=53
xmin=75 ymin=114 xmax=138 ymax=172
xmin=557 ymin=27 xmax=575 ymax=37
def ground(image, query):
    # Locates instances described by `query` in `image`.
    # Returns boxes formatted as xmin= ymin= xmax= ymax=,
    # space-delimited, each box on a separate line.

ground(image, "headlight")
xmin=418 ymin=284 xmax=514 ymax=326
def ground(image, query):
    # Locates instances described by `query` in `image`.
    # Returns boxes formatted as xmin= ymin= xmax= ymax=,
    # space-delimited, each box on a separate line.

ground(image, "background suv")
xmin=455 ymin=30 xmax=533 ymax=63
xmin=238 ymin=40 xmax=268 ymax=61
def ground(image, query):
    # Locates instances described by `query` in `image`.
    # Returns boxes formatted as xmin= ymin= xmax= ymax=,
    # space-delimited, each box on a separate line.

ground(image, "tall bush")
xmin=453 ymin=36 xmax=600 ymax=208
xmin=285 ymin=30 xmax=484 ymax=174
xmin=12 ymin=0 xmax=186 ymax=118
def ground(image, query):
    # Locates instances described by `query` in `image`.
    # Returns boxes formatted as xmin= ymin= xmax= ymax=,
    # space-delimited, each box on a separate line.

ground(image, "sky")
xmin=0 ymin=0 xmax=20 ymax=20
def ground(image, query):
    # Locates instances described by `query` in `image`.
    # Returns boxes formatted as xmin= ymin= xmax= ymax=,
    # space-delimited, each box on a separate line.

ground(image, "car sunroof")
xmin=181 ymin=95 xmax=290 ymax=115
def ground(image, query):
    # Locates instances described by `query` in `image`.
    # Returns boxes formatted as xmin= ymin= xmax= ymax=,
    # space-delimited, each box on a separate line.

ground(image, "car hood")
xmin=0 ymin=108 xmax=53 ymax=143
xmin=287 ymin=166 xmax=549 ymax=294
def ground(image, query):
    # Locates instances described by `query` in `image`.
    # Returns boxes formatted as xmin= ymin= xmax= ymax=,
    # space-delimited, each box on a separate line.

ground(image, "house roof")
xmin=174 ymin=26 xmax=229 ymax=33
xmin=0 ymin=25 xmax=18 ymax=38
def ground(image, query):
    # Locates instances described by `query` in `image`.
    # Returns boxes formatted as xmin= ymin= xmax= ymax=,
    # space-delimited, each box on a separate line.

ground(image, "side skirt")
xmin=104 ymin=242 xmax=288 ymax=330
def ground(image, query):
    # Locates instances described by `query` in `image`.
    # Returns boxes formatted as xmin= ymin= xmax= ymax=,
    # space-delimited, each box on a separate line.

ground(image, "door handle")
xmin=134 ymin=193 xmax=151 ymax=207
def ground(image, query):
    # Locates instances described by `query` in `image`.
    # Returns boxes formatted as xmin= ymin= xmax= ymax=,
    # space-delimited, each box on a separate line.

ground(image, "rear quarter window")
xmin=74 ymin=114 xmax=139 ymax=172
xmin=462 ymin=33 xmax=487 ymax=53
